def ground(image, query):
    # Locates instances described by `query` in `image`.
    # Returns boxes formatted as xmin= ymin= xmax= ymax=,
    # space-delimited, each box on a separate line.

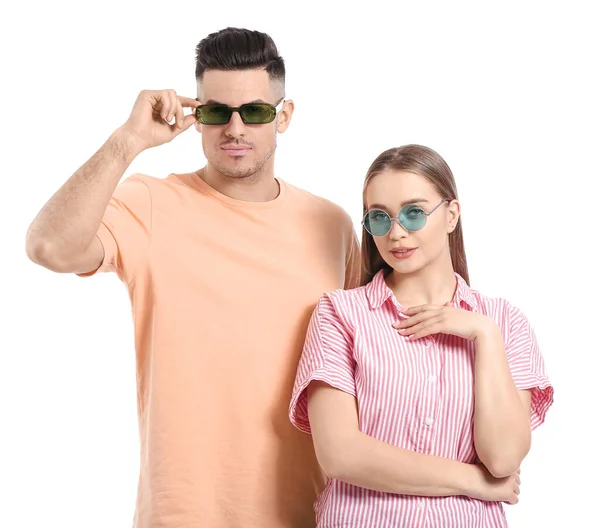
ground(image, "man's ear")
xmin=277 ymin=99 xmax=295 ymax=133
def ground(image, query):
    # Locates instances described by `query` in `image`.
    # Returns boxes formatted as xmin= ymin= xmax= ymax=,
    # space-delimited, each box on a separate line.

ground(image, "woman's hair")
xmin=360 ymin=144 xmax=469 ymax=286
xmin=195 ymin=27 xmax=285 ymax=84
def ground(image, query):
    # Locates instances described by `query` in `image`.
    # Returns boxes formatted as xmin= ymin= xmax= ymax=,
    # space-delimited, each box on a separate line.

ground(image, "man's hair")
xmin=195 ymin=27 xmax=285 ymax=83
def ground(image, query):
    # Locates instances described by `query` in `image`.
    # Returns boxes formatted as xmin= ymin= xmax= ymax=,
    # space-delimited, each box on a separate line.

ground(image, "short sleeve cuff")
xmin=289 ymin=366 xmax=357 ymax=435
xmin=515 ymin=375 xmax=554 ymax=431
xmin=76 ymin=222 xmax=117 ymax=277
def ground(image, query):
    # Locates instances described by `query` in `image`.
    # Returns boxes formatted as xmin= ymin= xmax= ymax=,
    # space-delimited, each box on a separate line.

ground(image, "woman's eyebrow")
xmin=368 ymin=198 xmax=430 ymax=210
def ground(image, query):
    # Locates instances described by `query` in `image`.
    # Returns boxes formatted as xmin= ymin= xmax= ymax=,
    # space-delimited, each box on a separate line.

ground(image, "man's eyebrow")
xmin=200 ymin=98 xmax=269 ymax=105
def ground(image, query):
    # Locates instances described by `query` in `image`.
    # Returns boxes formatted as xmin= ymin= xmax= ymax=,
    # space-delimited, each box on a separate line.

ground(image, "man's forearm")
xmin=26 ymin=128 xmax=143 ymax=265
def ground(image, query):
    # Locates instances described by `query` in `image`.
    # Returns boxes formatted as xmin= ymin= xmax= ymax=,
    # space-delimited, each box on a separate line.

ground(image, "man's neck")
xmin=196 ymin=164 xmax=280 ymax=202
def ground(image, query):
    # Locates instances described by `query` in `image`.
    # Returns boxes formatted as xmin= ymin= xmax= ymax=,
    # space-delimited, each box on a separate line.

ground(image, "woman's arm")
xmin=472 ymin=325 xmax=532 ymax=478
xmin=307 ymin=381 xmax=520 ymax=503
xmin=394 ymin=305 xmax=536 ymax=479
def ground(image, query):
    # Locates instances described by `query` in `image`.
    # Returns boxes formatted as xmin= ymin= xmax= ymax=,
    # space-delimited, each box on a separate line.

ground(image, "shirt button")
xmin=425 ymin=417 xmax=434 ymax=426
xmin=418 ymin=502 xmax=424 ymax=509
xmin=428 ymin=374 xmax=436 ymax=382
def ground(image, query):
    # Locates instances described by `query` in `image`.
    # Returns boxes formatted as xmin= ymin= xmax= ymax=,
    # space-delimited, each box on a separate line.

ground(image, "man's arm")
xmin=25 ymin=90 xmax=198 ymax=274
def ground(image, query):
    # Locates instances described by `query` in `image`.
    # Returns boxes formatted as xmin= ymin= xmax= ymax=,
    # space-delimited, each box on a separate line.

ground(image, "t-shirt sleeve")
xmin=504 ymin=306 xmax=554 ymax=431
xmin=77 ymin=175 xmax=152 ymax=284
xmin=344 ymin=228 xmax=361 ymax=290
xmin=289 ymin=294 xmax=356 ymax=434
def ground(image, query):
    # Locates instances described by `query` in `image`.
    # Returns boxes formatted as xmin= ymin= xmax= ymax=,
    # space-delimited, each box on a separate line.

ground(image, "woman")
xmin=289 ymin=145 xmax=553 ymax=527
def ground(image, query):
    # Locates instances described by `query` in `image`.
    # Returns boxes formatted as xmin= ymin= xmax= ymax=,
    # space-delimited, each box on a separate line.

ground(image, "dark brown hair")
xmin=361 ymin=144 xmax=470 ymax=286
xmin=195 ymin=27 xmax=285 ymax=83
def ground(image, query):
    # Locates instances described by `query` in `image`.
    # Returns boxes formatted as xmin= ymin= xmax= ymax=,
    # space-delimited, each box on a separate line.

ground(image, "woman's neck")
xmin=385 ymin=259 xmax=458 ymax=308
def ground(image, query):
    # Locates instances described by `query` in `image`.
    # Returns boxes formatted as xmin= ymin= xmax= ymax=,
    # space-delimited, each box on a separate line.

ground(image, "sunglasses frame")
xmin=362 ymin=199 xmax=451 ymax=236
xmin=195 ymin=98 xmax=286 ymax=125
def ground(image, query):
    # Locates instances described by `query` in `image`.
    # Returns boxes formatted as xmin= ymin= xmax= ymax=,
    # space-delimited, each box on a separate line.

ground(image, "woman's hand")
xmin=393 ymin=303 xmax=498 ymax=342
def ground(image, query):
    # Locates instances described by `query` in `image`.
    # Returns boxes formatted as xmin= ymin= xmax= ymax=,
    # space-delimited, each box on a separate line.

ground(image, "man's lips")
xmin=221 ymin=145 xmax=252 ymax=158
xmin=221 ymin=144 xmax=252 ymax=156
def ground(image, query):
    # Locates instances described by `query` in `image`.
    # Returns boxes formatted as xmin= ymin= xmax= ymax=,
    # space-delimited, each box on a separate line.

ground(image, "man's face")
xmin=196 ymin=69 xmax=291 ymax=180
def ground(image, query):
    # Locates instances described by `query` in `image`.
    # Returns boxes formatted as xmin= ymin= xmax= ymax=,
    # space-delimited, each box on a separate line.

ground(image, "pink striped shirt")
xmin=289 ymin=270 xmax=553 ymax=528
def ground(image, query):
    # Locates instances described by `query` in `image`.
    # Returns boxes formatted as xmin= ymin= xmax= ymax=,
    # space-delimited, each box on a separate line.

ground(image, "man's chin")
xmin=215 ymin=162 xmax=258 ymax=180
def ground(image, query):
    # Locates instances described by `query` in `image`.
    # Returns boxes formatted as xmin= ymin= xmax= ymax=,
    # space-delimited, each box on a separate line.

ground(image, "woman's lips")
xmin=390 ymin=248 xmax=417 ymax=259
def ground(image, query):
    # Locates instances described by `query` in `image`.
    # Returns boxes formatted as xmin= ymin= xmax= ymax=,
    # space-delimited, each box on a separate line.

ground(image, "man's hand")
xmin=118 ymin=89 xmax=199 ymax=152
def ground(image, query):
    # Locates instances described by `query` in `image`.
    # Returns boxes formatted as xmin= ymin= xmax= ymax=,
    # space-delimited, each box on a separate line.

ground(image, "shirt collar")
xmin=366 ymin=269 xmax=477 ymax=311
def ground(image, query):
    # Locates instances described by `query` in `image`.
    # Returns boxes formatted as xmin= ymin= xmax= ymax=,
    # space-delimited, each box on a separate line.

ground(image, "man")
xmin=26 ymin=28 xmax=359 ymax=528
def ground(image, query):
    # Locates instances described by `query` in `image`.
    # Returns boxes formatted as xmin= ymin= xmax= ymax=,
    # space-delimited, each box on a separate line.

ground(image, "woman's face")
xmin=364 ymin=170 xmax=460 ymax=276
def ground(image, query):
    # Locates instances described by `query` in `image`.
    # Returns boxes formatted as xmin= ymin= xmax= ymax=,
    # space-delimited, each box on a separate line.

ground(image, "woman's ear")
xmin=447 ymin=199 xmax=461 ymax=233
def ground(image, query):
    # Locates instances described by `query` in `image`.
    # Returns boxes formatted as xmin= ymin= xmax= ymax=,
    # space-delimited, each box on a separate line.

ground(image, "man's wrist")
xmin=111 ymin=127 xmax=147 ymax=161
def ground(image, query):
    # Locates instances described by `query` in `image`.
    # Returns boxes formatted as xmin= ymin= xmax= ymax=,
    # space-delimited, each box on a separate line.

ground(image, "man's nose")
xmin=224 ymin=111 xmax=246 ymax=138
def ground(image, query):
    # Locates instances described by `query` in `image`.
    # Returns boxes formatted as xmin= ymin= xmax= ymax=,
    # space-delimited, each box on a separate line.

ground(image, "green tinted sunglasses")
xmin=363 ymin=199 xmax=450 ymax=236
xmin=195 ymin=98 xmax=285 ymax=125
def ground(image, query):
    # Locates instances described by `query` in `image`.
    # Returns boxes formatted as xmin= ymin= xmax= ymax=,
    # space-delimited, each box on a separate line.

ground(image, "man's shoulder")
xmin=284 ymin=180 xmax=352 ymax=221
xmin=115 ymin=173 xmax=167 ymax=191
xmin=115 ymin=172 xmax=199 ymax=198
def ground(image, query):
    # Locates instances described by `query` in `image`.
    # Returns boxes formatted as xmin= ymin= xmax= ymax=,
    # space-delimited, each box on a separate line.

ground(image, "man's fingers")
xmin=159 ymin=93 xmax=171 ymax=121
xmin=175 ymin=100 xmax=185 ymax=128
xmin=171 ymin=114 xmax=198 ymax=135
xmin=168 ymin=91 xmax=178 ymax=123
xmin=178 ymin=96 xmax=201 ymax=108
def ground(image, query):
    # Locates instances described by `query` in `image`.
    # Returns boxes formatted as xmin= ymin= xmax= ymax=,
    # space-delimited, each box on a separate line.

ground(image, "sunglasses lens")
xmin=364 ymin=210 xmax=392 ymax=236
xmin=399 ymin=205 xmax=427 ymax=231
xmin=240 ymin=104 xmax=276 ymax=124
xmin=197 ymin=105 xmax=232 ymax=124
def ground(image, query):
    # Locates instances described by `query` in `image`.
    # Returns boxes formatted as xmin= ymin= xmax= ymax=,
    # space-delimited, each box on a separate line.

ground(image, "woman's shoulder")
xmin=314 ymin=284 xmax=372 ymax=322
xmin=465 ymin=284 xmax=531 ymax=329
xmin=322 ymin=283 xmax=371 ymax=304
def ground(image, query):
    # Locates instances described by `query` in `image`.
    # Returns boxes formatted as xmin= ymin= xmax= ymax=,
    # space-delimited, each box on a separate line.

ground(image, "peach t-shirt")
xmin=80 ymin=172 xmax=360 ymax=528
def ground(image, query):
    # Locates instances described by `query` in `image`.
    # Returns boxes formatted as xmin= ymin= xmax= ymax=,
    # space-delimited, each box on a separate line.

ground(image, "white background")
xmin=1 ymin=0 xmax=598 ymax=526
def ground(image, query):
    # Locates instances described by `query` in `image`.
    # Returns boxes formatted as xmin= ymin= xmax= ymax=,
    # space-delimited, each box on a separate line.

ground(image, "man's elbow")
xmin=25 ymin=237 xmax=73 ymax=273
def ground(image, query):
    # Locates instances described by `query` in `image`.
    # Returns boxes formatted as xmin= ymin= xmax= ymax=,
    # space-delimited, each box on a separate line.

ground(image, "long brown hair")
xmin=360 ymin=144 xmax=470 ymax=286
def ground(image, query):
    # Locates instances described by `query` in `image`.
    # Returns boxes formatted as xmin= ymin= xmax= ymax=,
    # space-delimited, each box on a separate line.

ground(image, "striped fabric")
xmin=289 ymin=270 xmax=553 ymax=528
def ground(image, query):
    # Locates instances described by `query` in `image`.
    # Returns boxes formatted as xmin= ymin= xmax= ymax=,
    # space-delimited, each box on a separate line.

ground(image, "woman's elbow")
xmin=482 ymin=446 xmax=530 ymax=478
xmin=314 ymin=441 xmax=356 ymax=481
xmin=485 ymin=459 xmax=521 ymax=479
